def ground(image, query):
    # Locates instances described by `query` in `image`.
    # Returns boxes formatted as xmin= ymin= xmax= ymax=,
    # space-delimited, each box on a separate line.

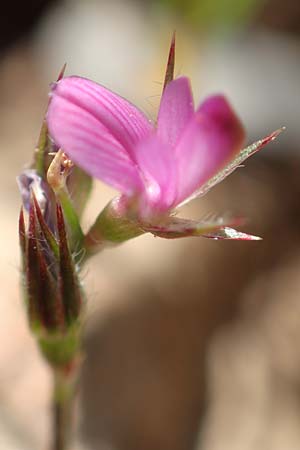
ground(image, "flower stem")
xmin=52 ymin=367 xmax=75 ymax=450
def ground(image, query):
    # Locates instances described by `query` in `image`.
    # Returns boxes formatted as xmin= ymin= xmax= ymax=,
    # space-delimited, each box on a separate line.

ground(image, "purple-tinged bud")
xmin=19 ymin=195 xmax=82 ymax=333
xmin=18 ymin=63 xmax=84 ymax=369
xmin=24 ymin=201 xmax=65 ymax=330
xmin=19 ymin=194 xmax=82 ymax=367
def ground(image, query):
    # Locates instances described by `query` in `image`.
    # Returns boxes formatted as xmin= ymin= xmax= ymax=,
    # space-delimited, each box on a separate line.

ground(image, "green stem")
xmin=52 ymin=368 xmax=75 ymax=450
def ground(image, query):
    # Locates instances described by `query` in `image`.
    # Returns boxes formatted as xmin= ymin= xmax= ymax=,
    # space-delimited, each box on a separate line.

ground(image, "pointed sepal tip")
xmin=163 ymin=31 xmax=176 ymax=91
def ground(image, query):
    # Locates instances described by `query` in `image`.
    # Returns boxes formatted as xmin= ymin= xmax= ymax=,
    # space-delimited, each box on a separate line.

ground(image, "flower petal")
xmin=49 ymin=76 xmax=152 ymax=152
xmin=157 ymin=76 xmax=194 ymax=147
xmin=47 ymin=84 xmax=144 ymax=194
xmin=134 ymin=135 xmax=177 ymax=215
xmin=174 ymin=95 xmax=245 ymax=205
xmin=184 ymin=128 xmax=285 ymax=202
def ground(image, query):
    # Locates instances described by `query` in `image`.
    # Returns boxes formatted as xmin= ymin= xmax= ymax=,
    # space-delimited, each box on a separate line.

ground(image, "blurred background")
xmin=1 ymin=0 xmax=300 ymax=449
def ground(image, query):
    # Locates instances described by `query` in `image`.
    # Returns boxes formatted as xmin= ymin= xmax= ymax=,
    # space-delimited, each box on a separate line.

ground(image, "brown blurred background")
xmin=1 ymin=0 xmax=300 ymax=449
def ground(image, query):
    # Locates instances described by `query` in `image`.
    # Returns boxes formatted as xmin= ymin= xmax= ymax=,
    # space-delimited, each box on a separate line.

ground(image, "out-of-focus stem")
xmin=52 ymin=367 xmax=76 ymax=450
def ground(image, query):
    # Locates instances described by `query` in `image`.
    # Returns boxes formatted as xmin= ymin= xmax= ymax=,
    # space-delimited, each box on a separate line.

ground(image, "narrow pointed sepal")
xmin=19 ymin=208 xmax=28 ymax=308
xmin=36 ymin=245 xmax=65 ymax=330
xmin=56 ymin=204 xmax=82 ymax=324
xmin=57 ymin=63 xmax=67 ymax=82
xmin=32 ymin=192 xmax=59 ymax=260
xmin=33 ymin=63 xmax=67 ymax=178
xmin=163 ymin=31 xmax=176 ymax=91
xmin=143 ymin=215 xmax=246 ymax=239
xmin=26 ymin=203 xmax=43 ymax=328
xmin=203 ymin=227 xmax=261 ymax=240
xmin=19 ymin=208 xmax=27 ymax=268
xmin=34 ymin=121 xmax=49 ymax=178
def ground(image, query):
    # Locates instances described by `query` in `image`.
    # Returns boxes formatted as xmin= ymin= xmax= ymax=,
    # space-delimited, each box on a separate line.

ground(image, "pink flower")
xmin=47 ymin=76 xmax=242 ymax=212
xmin=46 ymin=54 xmax=282 ymax=240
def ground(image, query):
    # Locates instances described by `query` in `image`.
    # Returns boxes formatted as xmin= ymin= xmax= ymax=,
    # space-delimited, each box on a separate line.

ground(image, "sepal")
xmin=34 ymin=64 xmax=67 ymax=178
xmin=163 ymin=32 xmax=176 ymax=91
xmin=143 ymin=215 xmax=250 ymax=239
xmin=203 ymin=227 xmax=261 ymax=240
xmin=84 ymin=197 xmax=144 ymax=256
xmin=56 ymin=204 xmax=82 ymax=324
xmin=32 ymin=192 xmax=59 ymax=260
xmin=38 ymin=324 xmax=81 ymax=368
xmin=19 ymin=208 xmax=26 ymax=269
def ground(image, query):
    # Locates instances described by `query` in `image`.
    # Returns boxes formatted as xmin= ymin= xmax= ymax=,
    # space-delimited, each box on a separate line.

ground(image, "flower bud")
xmin=18 ymin=191 xmax=83 ymax=367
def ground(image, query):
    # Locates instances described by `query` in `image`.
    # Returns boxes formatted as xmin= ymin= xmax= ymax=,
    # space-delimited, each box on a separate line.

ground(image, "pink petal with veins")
xmin=157 ymin=77 xmax=194 ymax=147
xmin=134 ymin=135 xmax=177 ymax=215
xmin=174 ymin=95 xmax=245 ymax=204
xmin=49 ymin=77 xmax=153 ymax=155
xmin=47 ymin=89 xmax=143 ymax=194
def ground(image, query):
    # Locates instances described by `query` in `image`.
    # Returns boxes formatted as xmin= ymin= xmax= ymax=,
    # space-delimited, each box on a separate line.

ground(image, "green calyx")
xmin=38 ymin=323 xmax=81 ymax=368
xmin=84 ymin=198 xmax=145 ymax=256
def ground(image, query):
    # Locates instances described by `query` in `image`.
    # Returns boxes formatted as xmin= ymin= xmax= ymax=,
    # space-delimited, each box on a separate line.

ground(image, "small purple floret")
xmin=17 ymin=169 xmax=48 ymax=214
xmin=17 ymin=169 xmax=54 ymax=230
